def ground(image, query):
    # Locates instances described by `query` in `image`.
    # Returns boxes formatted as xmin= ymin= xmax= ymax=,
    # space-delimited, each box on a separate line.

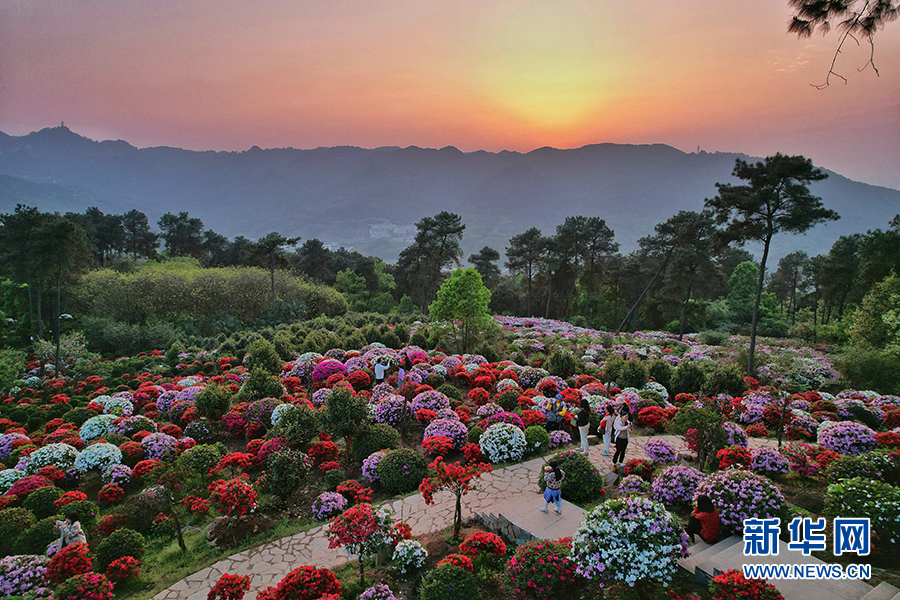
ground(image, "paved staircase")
xmin=678 ymin=536 xmax=900 ymax=600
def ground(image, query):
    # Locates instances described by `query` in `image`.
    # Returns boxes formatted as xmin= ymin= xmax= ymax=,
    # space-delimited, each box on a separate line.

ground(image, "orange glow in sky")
xmin=1 ymin=0 xmax=898 ymax=188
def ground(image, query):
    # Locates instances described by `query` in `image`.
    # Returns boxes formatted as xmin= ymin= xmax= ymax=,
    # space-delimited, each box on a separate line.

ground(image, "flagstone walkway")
xmin=151 ymin=435 xmax=779 ymax=600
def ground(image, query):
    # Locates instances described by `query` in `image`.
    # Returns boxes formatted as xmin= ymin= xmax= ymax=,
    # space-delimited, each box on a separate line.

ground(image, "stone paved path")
xmin=151 ymin=435 xmax=779 ymax=600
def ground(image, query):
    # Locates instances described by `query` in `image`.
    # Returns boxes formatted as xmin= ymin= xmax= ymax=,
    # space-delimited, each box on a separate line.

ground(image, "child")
xmin=540 ymin=461 xmax=565 ymax=514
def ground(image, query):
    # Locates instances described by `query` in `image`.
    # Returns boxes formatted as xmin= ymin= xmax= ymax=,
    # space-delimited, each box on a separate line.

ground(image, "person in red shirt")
xmin=687 ymin=494 xmax=720 ymax=544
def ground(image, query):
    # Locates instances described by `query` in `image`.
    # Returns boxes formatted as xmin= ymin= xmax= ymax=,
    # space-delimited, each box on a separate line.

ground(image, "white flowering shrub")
xmin=0 ymin=469 xmax=25 ymax=494
xmin=96 ymin=395 xmax=134 ymax=416
xmin=572 ymin=495 xmax=688 ymax=587
xmin=479 ymin=422 xmax=526 ymax=463
xmin=270 ymin=403 xmax=298 ymax=427
xmin=392 ymin=539 xmax=428 ymax=574
xmin=73 ymin=442 xmax=123 ymax=473
xmin=23 ymin=443 xmax=79 ymax=475
xmin=79 ymin=414 xmax=117 ymax=442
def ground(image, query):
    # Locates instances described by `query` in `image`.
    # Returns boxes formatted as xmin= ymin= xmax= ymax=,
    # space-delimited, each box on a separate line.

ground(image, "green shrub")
xmin=22 ymin=485 xmax=63 ymax=520
xmin=670 ymin=360 xmax=707 ymax=395
xmin=618 ymin=359 xmax=648 ymax=389
xmin=266 ymin=449 xmax=308 ymax=504
xmin=467 ymin=426 xmax=484 ymax=444
xmin=195 ymin=385 xmax=233 ymax=420
xmin=272 ymin=404 xmax=320 ymax=449
xmin=245 ymin=338 xmax=282 ymax=375
xmin=835 ymin=348 xmax=900 ymax=396
xmin=180 ymin=443 xmax=226 ymax=476
xmin=602 ymin=355 xmax=625 ymax=383
xmin=95 ymin=527 xmax=145 ymax=571
xmin=426 ymin=373 xmax=446 ymax=389
xmin=496 ymin=390 xmax=520 ymax=412
xmin=538 ymin=450 xmax=605 ymax=504
xmin=377 ymin=448 xmax=430 ymax=496
xmin=637 ymin=390 xmax=664 ymax=405
xmin=667 ymin=406 xmax=726 ymax=468
xmin=824 ymin=455 xmax=881 ymax=482
xmin=351 ymin=423 xmax=401 ymax=462
xmin=183 ymin=419 xmax=222 ymax=444
xmin=419 ymin=563 xmax=477 ymax=600
xmin=647 ymin=359 xmax=673 ymax=389
xmin=62 ymin=500 xmax=100 ymax=530
xmin=0 ymin=508 xmax=36 ymax=554
xmin=81 ymin=316 xmax=177 ymax=357
xmin=323 ymin=467 xmax=348 ymax=490
xmin=62 ymin=408 xmax=94 ymax=427
xmin=699 ymin=330 xmax=729 ymax=346
xmin=702 ymin=363 xmax=746 ymax=397
xmin=524 ymin=426 xmax=550 ymax=456
xmin=824 ymin=477 xmax=900 ymax=547
xmin=237 ymin=367 xmax=285 ymax=403
xmin=15 ymin=516 xmax=59 ymax=555
xmin=437 ymin=384 xmax=463 ymax=403
xmin=548 ymin=350 xmax=582 ymax=379
xmin=322 ymin=387 xmax=371 ymax=441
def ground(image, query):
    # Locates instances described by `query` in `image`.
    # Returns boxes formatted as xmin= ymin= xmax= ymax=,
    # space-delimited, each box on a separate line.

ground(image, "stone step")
xmin=678 ymin=536 xmax=742 ymax=579
xmin=860 ymin=582 xmax=900 ymax=600
xmin=698 ymin=538 xmax=873 ymax=600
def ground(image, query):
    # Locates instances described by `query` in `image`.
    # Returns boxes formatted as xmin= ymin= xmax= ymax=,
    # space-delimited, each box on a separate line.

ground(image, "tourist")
xmin=540 ymin=461 xmax=565 ymax=514
xmin=612 ymin=406 xmax=631 ymax=471
xmin=576 ymin=398 xmax=591 ymax=454
xmin=546 ymin=394 xmax=565 ymax=432
xmin=600 ymin=404 xmax=615 ymax=456
xmin=686 ymin=494 xmax=721 ymax=544
xmin=373 ymin=359 xmax=389 ymax=383
xmin=56 ymin=510 xmax=87 ymax=548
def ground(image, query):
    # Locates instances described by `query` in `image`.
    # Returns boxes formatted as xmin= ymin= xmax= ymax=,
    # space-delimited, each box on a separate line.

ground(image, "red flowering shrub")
xmin=709 ymin=569 xmax=783 ymax=600
xmin=622 ymin=458 xmax=654 ymax=480
xmin=521 ymin=409 xmax=545 ymax=427
xmin=875 ymin=431 xmax=900 ymax=448
xmin=55 ymin=572 xmax=114 ymax=600
xmin=347 ymin=371 xmax=370 ymax=390
xmin=256 ymin=566 xmax=341 ymax=600
xmin=47 ymin=542 xmax=92 ymax=584
xmin=674 ymin=393 xmax=696 ymax=404
xmin=5 ymin=474 xmax=51 ymax=498
xmin=0 ymin=495 xmax=16 ymax=509
xmin=537 ymin=380 xmax=559 ymax=396
xmin=458 ymin=530 xmax=506 ymax=558
xmin=176 ymin=437 xmax=197 ymax=453
xmin=667 ymin=592 xmax=702 ymax=600
xmin=118 ymin=441 xmax=145 ymax=465
xmin=505 ymin=539 xmax=577 ymax=600
xmin=98 ymin=513 xmax=129 ymax=536
xmin=308 ymin=441 xmax=339 ymax=467
xmin=462 ymin=442 xmax=484 ymax=464
xmin=884 ymin=409 xmax=900 ymax=429
xmin=98 ymin=483 xmax=125 ymax=505
xmin=208 ymin=573 xmax=251 ymax=600
xmin=131 ymin=431 xmax=151 ymax=442
xmin=317 ymin=460 xmax=340 ymax=473
xmin=106 ymin=556 xmax=141 ymax=585
xmin=210 ymin=452 xmax=254 ymax=477
xmin=439 ymin=553 xmax=474 ymax=573
xmin=208 ymin=477 xmax=258 ymax=517
xmin=391 ymin=521 xmax=412 ymax=545
xmin=38 ymin=465 xmax=67 ymax=483
xmin=454 ymin=405 xmax=471 ymax=424
xmin=423 ymin=435 xmax=454 ymax=457
xmin=717 ymin=446 xmax=752 ymax=470
xmin=468 ymin=388 xmax=490 ymax=405
xmin=745 ymin=423 xmax=768 ymax=438
xmin=637 ymin=406 xmax=667 ymax=429
xmin=181 ymin=494 xmax=212 ymax=515
xmin=160 ymin=424 xmax=183 ymax=438
xmin=415 ymin=408 xmax=437 ymax=423
xmin=132 ymin=459 xmax=164 ymax=479
xmin=336 ymin=480 xmax=373 ymax=504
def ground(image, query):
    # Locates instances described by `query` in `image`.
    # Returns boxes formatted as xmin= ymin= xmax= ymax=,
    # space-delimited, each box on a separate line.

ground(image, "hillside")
xmin=1 ymin=126 xmax=898 ymax=262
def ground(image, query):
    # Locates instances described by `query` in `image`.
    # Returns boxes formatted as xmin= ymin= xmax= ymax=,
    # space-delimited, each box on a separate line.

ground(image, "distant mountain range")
xmin=1 ymin=126 xmax=898 ymax=264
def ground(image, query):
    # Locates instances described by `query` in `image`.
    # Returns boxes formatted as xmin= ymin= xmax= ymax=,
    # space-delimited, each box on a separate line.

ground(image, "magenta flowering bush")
xmin=781 ymin=442 xmax=818 ymax=476
xmin=549 ymin=430 xmax=572 ymax=448
xmin=480 ymin=411 xmax=526 ymax=431
xmin=312 ymin=491 xmax=348 ymax=520
xmin=749 ymin=447 xmax=790 ymax=476
xmin=651 ymin=465 xmax=705 ymax=506
xmin=423 ymin=419 xmax=469 ymax=449
xmin=694 ymin=470 xmax=786 ymax=535
xmin=410 ymin=391 xmax=451 ymax=413
xmin=643 ymin=438 xmax=677 ymax=463
xmin=817 ymin=421 xmax=877 ymax=455
xmin=311 ymin=359 xmax=348 ymax=383
xmin=359 ymin=584 xmax=398 ymax=600
xmin=373 ymin=395 xmax=412 ymax=426
xmin=141 ymin=432 xmax=178 ymax=461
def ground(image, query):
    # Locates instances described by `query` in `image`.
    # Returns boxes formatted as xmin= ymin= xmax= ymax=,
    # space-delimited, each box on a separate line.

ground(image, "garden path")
xmin=150 ymin=435 xmax=779 ymax=600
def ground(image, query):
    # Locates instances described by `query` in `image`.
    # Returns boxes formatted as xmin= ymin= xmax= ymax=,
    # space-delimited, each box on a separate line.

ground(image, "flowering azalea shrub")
xmin=362 ymin=449 xmax=390 ymax=483
xmin=106 ymin=555 xmax=141 ymax=585
xmin=694 ymin=470 xmax=786 ymax=535
xmin=438 ymin=553 xmax=474 ymax=573
xmin=824 ymin=478 xmax=900 ymax=548
xmin=256 ymin=566 xmax=341 ymax=600
xmin=0 ymin=554 xmax=51 ymax=597
xmin=709 ymin=569 xmax=783 ymax=600
xmin=55 ymin=490 xmax=88 ymax=509
xmin=572 ymin=495 xmax=688 ymax=587
xmin=392 ymin=538 xmax=428 ymax=574
xmin=479 ymin=422 xmax=526 ymax=463
xmin=458 ymin=531 xmax=506 ymax=558
xmin=622 ymin=458 xmax=654 ymax=481
xmin=505 ymin=539 xmax=577 ymax=600
xmin=548 ymin=429 xmax=572 ymax=448
xmin=98 ymin=483 xmax=125 ymax=505
xmin=55 ymin=571 xmax=114 ymax=600
xmin=644 ymin=438 xmax=677 ymax=463
xmin=373 ymin=395 xmax=412 ymax=426
xmin=377 ymin=448 xmax=430 ymax=496
xmin=23 ymin=442 xmax=79 ymax=474
xmin=651 ymin=465 xmax=705 ymax=507
xmin=74 ymin=442 xmax=123 ymax=473
xmin=619 ymin=474 xmax=649 ymax=494
xmin=312 ymin=492 xmax=348 ymax=520
xmin=422 ymin=435 xmax=454 ymax=457
xmin=423 ymin=419 xmax=468 ymax=449
xmin=208 ymin=477 xmax=258 ymax=517
xmin=359 ymin=584 xmax=398 ymax=600
xmin=749 ymin=448 xmax=790 ymax=476
xmin=47 ymin=543 xmax=93 ymax=585
xmin=817 ymin=421 xmax=877 ymax=455
xmin=420 ymin=457 xmax=491 ymax=537
xmin=208 ymin=573 xmax=251 ymax=600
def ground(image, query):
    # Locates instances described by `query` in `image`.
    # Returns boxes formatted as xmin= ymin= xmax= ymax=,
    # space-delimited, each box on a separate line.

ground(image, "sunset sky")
xmin=1 ymin=0 xmax=898 ymax=189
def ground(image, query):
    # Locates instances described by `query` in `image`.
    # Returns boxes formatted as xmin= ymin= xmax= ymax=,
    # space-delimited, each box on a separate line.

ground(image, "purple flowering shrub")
xmin=619 ymin=474 xmax=649 ymax=495
xmin=723 ymin=421 xmax=748 ymax=447
xmin=410 ymin=391 xmax=451 ymax=413
xmin=749 ymin=447 xmax=790 ymax=477
xmin=0 ymin=554 xmax=52 ymax=598
xmin=548 ymin=430 xmax=572 ymax=448
xmin=141 ymin=432 xmax=178 ymax=461
xmin=423 ymin=419 xmax=469 ymax=449
xmin=359 ymin=584 xmax=397 ymax=600
xmin=644 ymin=438 xmax=677 ymax=463
xmin=651 ymin=465 xmax=705 ymax=506
xmin=694 ymin=470 xmax=786 ymax=535
xmin=373 ymin=395 xmax=412 ymax=426
xmin=817 ymin=421 xmax=877 ymax=455
xmin=246 ymin=398 xmax=282 ymax=427
xmin=362 ymin=450 xmax=390 ymax=482
xmin=475 ymin=403 xmax=503 ymax=418
xmin=312 ymin=491 xmax=348 ymax=520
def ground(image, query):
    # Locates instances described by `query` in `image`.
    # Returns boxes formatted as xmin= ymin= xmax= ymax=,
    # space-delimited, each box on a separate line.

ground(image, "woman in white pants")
xmin=601 ymin=404 xmax=615 ymax=456
xmin=576 ymin=398 xmax=591 ymax=454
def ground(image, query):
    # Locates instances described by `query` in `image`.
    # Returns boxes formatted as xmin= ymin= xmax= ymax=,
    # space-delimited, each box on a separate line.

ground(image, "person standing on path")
xmin=373 ymin=359 xmax=389 ymax=383
xmin=540 ymin=461 xmax=565 ymax=514
xmin=576 ymin=398 xmax=591 ymax=454
xmin=600 ymin=404 xmax=615 ymax=456
xmin=612 ymin=406 xmax=631 ymax=471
